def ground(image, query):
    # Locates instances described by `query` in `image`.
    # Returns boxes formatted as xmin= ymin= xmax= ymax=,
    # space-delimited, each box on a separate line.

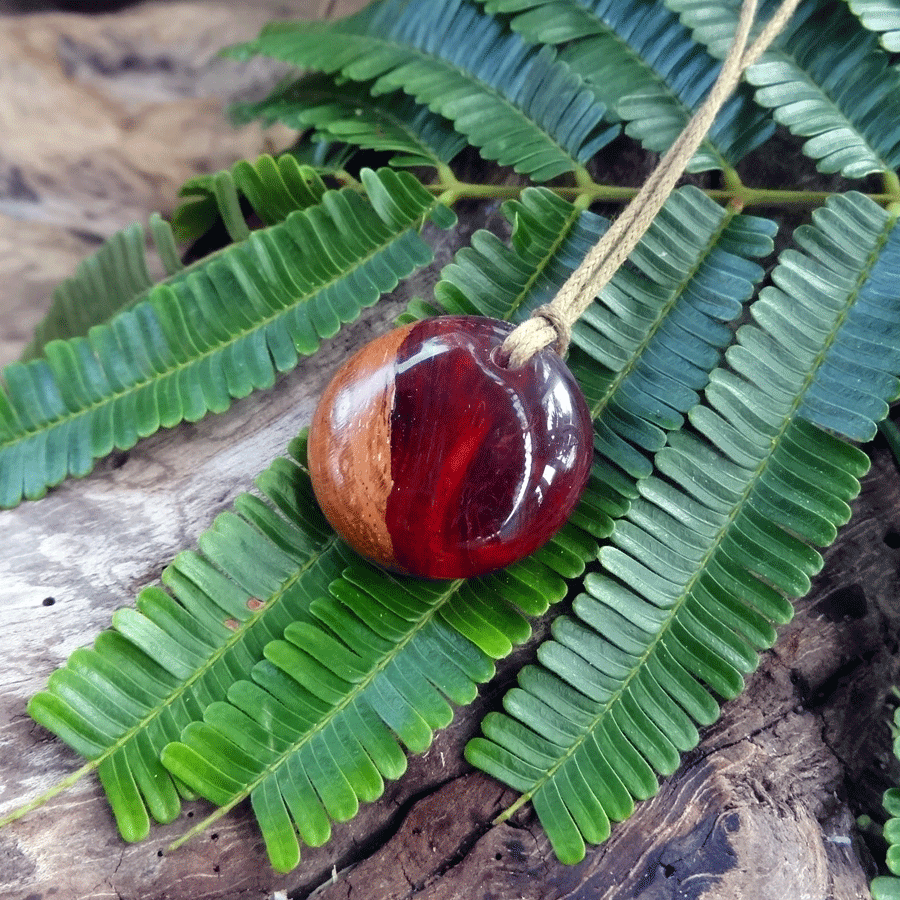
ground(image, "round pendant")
xmin=308 ymin=315 xmax=593 ymax=579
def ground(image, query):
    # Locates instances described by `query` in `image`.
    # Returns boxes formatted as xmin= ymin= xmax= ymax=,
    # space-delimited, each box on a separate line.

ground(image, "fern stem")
xmin=733 ymin=186 xmax=895 ymax=208
xmin=435 ymin=162 xmax=457 ymax=186
xmin=720 ymin=165 xmax=745 ymax=205
xmin=0 ymin=760 xmax=97 ymax=828
xmin=426 ymin=180 xmax=641 ymax=203
xmin=884 ymin=170 xmax=900 ymax=199
xmin=434 ymin=164 xmax=461 ymax=206
xmin=424 ymin=179 xmax=897 ymax=210
xmin=428 ymin=181 xmax=536 ymax=200
xmin=574 ymin=166 xmax=595 ymax=191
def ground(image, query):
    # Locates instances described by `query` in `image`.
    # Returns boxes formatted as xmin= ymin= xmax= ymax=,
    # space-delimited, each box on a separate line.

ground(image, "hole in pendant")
xmin=490 ymin=345 xmax=511 ymax=369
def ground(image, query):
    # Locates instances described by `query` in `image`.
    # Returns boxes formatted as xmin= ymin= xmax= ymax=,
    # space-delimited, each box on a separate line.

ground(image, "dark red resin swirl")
xmin=309 ymin=316 xmax=593 ymax=579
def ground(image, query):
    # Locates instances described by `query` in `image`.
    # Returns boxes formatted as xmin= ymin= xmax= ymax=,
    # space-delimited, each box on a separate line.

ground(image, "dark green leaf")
xmin=235 ymin=0 xmax=618 ymax=180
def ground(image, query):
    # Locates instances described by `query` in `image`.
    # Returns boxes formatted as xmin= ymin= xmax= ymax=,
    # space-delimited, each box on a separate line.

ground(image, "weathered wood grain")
xmin=0 ymin=3 xmax=898 ymax=899
xmin=0 ymin=0 xmax=367 ymax=368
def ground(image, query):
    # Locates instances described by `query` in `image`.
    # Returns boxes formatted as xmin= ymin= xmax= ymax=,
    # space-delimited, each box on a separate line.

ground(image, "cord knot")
xmin=499 ymin=304 xmax=572 ymax=369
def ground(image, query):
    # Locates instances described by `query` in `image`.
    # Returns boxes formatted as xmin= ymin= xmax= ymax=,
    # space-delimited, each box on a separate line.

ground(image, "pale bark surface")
xmin=0 ymin=3 xmax=897 ymax=899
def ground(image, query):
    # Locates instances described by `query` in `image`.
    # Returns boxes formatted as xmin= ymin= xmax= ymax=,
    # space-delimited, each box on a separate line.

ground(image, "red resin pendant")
xmin=308 ymin=316 xmax=593 ymax=579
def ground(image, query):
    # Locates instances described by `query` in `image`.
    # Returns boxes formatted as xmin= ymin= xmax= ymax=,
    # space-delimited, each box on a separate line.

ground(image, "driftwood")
xmin=1 ymin=3 xmax=898 ymax=898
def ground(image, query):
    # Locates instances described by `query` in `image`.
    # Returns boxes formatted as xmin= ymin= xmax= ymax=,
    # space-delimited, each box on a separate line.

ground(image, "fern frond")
xmin=170 ymin=153 xmax=329 ymax=243
xmin=232 ymin=74 xmax=468 ymax=170
xmin=847 ymin=0 xmax=900 ymax=50
xmin=26 ymin=436 xmax=359 ymax=840
xmin=0 ymin=168 xmax=452 ymax=509
xmin=667 ymin=0 xmax=900 ymax=177
xmin=233 ymin=0 xmax=618 ymax=181
xmin=466 ymin=191 xmax=899 ymax=863
xmin=486 ymin=0 xmax=774 ymax=171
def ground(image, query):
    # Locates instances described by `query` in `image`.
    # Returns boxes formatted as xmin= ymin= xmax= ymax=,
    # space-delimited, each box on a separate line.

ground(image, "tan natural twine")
xmin=500 ymin=0 xmax=803 ymax=368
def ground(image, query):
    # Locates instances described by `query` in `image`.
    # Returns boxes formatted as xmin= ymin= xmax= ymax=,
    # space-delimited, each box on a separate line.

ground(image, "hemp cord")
xmin=500 ymin=0 xmax=804 ymax=369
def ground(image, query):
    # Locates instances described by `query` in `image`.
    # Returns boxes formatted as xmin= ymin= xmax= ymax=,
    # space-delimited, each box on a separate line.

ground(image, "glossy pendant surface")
xmin=308 ymin=316 xmax=593 ymax=579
